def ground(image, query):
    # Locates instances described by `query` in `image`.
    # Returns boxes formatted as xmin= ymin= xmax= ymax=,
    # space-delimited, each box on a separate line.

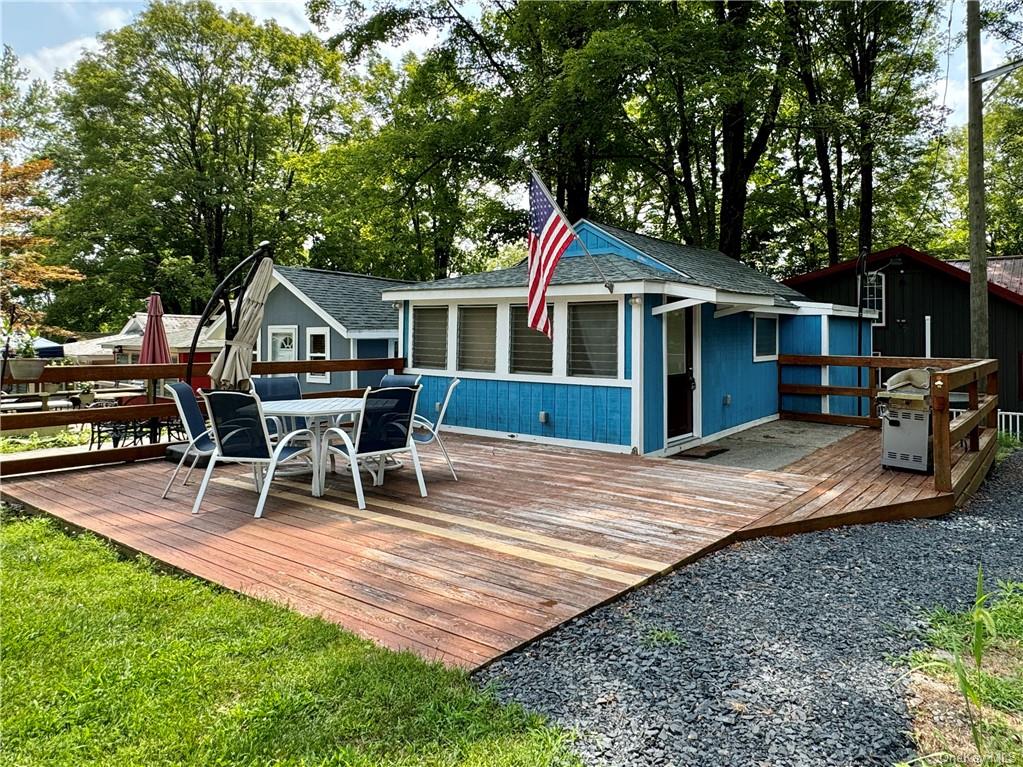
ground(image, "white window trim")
xmin=858 ymin=271 xmax=886 ymax=328
xmin=507 ymin=303 xmax=553 ymax=377
xmin=566 ymin=299 xmax=623 ymax=380
xmin=305 ymin=326 xmax=330 ymax=384
xmin=456 ymin=304 xmax=499 ymax=373
xmin=404 ymin=296 xmax=627 ymax=384
xmin=267 ymin=325 xmax=298 ymax=374
xmin=409 ymin=305 xmax=451 ymax=371
xmin=752 ymin=313 xmax=779 ymax=362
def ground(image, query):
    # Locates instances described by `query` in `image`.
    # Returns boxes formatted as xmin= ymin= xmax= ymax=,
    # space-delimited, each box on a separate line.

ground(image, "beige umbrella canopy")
xmin=208 ymin=256 xmax=274 ymax=391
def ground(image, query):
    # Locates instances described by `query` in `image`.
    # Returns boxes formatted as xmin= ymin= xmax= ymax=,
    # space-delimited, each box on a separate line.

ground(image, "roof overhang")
xmin=785 ymin=244 xmax=1023 ymax=310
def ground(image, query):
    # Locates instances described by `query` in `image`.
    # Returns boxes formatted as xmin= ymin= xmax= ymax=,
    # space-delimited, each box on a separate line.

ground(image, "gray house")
xmin=212 ymin=267 xmax=408 ymax=391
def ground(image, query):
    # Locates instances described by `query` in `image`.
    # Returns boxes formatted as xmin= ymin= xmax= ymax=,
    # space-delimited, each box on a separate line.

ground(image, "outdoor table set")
xmin=162 ymin=375 xmax=460 ymax=520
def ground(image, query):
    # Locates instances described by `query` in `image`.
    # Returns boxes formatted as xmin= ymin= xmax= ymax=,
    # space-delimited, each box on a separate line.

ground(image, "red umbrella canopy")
xmin=139 ymin=292 xmax=172 ymax=365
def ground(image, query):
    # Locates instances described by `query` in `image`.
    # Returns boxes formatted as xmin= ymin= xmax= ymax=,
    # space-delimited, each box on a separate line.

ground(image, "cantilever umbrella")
xmin=208 ymin=256 xmax=274 ymax=391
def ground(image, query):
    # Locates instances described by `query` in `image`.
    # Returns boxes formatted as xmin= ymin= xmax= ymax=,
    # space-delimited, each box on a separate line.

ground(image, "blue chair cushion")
xmin=194 ymin=434 xmax=215 ymax=452
xmin=276 ymin=445 xmax=308 ymax=461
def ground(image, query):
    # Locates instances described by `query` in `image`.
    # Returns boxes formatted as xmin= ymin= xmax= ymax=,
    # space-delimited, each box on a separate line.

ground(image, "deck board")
xmin=1 ymin=428 xmax=962 ymax=669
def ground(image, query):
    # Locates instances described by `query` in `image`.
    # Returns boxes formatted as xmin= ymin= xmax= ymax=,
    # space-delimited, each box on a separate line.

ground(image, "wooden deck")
xmin=1 ymin=427 xmax=960 ymax=669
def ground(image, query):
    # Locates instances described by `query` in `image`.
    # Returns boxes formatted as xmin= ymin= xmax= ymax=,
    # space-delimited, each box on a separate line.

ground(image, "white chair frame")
xmin=162 ymin=383 xmax=216 ymax=499
xmin=192 ymin=391 xmax=317 ymax=519
xmin=319 ymin=387 xmax=427 ymax=509
xmin=412 ymin=377 xmax=460 ymax=480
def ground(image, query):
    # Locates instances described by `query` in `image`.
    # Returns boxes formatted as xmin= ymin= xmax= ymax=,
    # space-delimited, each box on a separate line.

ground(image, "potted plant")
xmin=6 ymin=335 xmax=48 ymax=381
xmin=78 ymin=382 xmax=96 ymax=406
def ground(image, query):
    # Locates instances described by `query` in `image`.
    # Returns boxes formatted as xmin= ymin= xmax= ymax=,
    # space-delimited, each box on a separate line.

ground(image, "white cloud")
xmin=21 ymin=36 xmax=102 ymax=82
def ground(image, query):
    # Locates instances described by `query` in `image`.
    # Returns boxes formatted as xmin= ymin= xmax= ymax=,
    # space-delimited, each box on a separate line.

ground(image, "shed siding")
xmin=260 ymin=286 xmax=352 ymax=392
xmin=416 ymin=375 xmax=632 ymax=447
xmin=354 ymin=338 xmax=389 ymax=388
xmin=700 ymin=304 xmax=778 ymax=437
xmin=779 ymin=315 xmax=822 ymax=414
xmin=796 ymin=256 xmax=1022 ymax=412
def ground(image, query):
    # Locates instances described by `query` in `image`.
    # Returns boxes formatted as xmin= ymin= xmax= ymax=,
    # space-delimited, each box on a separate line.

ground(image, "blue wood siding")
xmin=562 ymin=222 xmax=671 ymax=273
xmin=700 ymin=304 xmax=778 ymax=437
xmin=418 ymin=375 xmax=632 ymax=446
xmin=829 ymin=316 xmax=873 ymax=415
xmin=779 ymin=315 xmax=822 ymax=414
xmin=642 ymin=295 xmax=664 ymax=453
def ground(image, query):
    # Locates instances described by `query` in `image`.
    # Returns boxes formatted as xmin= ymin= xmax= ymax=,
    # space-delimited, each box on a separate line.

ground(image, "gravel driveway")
xmin=476 ymin=452 xmax=1023 ymax=767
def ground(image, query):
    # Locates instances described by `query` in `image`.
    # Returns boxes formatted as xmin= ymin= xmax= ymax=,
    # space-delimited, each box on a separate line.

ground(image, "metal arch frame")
xmin=184 ymin=241 xmax=273 ymax=387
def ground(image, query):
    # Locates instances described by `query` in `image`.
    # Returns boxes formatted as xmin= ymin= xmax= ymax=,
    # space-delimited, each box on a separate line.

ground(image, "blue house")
xmin=210 ymin=267 xmax=408 ymax=391
xmin=381 ymin=221 xmax=874 ymax=455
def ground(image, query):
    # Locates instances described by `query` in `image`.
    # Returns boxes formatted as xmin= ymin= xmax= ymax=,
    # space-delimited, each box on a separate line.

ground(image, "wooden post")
xmin=868 ymin=366 xmax=879 ymax=421
xmin=986 ymin=370 xmax=998 ymax=429
xmin=932 ymin=371 xmax=952 ymax=493
xmin=967 ymin=380 xmax=980 ymax=452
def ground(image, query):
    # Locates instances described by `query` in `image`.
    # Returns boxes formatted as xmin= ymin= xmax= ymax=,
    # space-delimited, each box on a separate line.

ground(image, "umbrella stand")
xmin=185 ymin=241 xmax=273 ymax=388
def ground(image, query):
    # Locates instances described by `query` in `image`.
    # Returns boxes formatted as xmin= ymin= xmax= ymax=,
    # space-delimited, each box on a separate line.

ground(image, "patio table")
xmin=260 ymin=397 xmax=363 ymax=497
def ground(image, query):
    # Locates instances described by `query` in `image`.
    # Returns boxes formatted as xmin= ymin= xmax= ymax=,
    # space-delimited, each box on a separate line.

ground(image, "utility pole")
xmin=966 ymin=0 xmax=988 ymax=358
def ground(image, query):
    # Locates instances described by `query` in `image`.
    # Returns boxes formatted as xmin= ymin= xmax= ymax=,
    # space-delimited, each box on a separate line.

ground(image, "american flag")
xmin=527 ymin=172 xmax=576 ymax=338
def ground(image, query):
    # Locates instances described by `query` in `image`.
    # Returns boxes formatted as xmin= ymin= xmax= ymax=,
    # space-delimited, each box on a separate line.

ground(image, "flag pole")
xmin=526 ymin=162 xmax=614 ymax=294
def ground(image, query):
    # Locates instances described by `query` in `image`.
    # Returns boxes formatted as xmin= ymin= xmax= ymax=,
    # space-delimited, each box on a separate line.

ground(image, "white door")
xmin=269 ymin=328 xmax=296 ymax=362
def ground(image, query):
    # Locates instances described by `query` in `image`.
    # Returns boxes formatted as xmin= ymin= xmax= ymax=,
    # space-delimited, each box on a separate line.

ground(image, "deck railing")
xmin=0 ymin=357 xmax=404 ymax=477
xmin=778 ymin=355 xmax=999 ymax=503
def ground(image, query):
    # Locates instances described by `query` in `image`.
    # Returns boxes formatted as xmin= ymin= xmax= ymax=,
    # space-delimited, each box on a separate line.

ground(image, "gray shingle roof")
xmin=275 ymin=267 xmax=410 ymax=332
xmin=396 ymin=254 xmax=696 ymax=291
xmin=590 ymin=222 xmax=805 ymax=300
xmin=393 ymin=222 xmax=804 ymax=302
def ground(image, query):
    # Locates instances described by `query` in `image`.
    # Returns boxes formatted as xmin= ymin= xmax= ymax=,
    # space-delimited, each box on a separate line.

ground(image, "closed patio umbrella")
xmin=139 ymin=292 xmax=172 ymax=365
xmin=208 ymin=256 xmax=274 ymax=391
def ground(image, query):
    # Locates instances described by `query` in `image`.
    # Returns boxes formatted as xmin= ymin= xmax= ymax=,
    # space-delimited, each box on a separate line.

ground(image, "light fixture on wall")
xmin=628 ymin=295 xmax=643 ymax=306
xmin=391 ymin=302 xmax=401 ymax=310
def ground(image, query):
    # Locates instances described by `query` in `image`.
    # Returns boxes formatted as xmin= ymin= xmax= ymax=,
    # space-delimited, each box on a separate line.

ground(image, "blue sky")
xmin=0 ymin=0 xmax=1015 ymax=127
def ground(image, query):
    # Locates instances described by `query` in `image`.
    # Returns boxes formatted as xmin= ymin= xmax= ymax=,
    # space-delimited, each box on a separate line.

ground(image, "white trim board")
xmin=441 ymin=424 xmax=635 ymax=454
xmin=656 ymin=414 xmax=781 ymax=456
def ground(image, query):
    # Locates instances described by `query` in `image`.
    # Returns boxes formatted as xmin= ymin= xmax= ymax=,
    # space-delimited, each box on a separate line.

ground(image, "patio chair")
xmin=320 ymin=386 xmax=426 ymax=509
xmin=378 ymin=373 xmax=422 ymax=388
xmin=412 ymin=378 xmax=460 ymax=480
xmin=161 ymin=382 xmax=215 ymax=499
xmin=252 ymin=375 xmax=304 ymax=435
xmin=192 ymin=390 xmax=316 ymax=518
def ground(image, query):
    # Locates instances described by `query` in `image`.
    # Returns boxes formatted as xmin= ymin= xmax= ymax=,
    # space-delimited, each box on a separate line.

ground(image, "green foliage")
xmin=996 ymin=432 xmax=1023 ymax=463
xmin=910 ymin=575 xmax=1023 ymax=764
xmin=0 ymin=515 xmax=577 ymax=766
xmin=642 ymin=628 xmax=683 ymax=648
xmin=44 ymin=0 xmax=348 ymax=330
xmin=0 ymin=428 xmax=90 ymax=454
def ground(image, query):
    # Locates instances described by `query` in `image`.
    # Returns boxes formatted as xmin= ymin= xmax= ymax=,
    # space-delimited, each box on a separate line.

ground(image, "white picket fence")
xmin=949 ymin=408 xmax=1023 ymax=439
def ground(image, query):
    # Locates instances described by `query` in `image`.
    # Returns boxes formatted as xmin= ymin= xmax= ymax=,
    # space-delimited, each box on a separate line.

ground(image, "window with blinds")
xmin=509 ymin=305 xmax=553 ymax=374
xmin=753 ymin=316 xmax=778 ymax=361
xmin=457 ymin=306 xmax=497 ymax=372
xmin=412 ymin=306 xmax=448 ymax=369
xmin=567 ymin=302 xmax=618 ymax=378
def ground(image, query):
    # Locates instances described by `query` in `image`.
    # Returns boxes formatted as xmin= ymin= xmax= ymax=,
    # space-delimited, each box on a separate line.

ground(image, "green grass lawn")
xmin=0 ymin=514 xmax=577 ymax=767
xmin=905 ymin=580 xmax=1023 ymax=766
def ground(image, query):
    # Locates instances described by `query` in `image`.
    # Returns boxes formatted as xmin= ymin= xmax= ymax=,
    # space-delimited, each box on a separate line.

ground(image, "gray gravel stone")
xmin=475 ymin=452 xmax=1023 ymax=767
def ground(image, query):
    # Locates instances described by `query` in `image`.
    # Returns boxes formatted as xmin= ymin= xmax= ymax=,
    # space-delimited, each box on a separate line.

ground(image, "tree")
xmin=0 ymin=47 xmax=81 ymax=335
xmin=45 ymin=0 xmax=347 ymax=330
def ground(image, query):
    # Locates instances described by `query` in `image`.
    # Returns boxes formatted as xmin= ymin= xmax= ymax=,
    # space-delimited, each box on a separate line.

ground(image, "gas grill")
xmin=875 ymin=369 xmax=933 ymax=472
